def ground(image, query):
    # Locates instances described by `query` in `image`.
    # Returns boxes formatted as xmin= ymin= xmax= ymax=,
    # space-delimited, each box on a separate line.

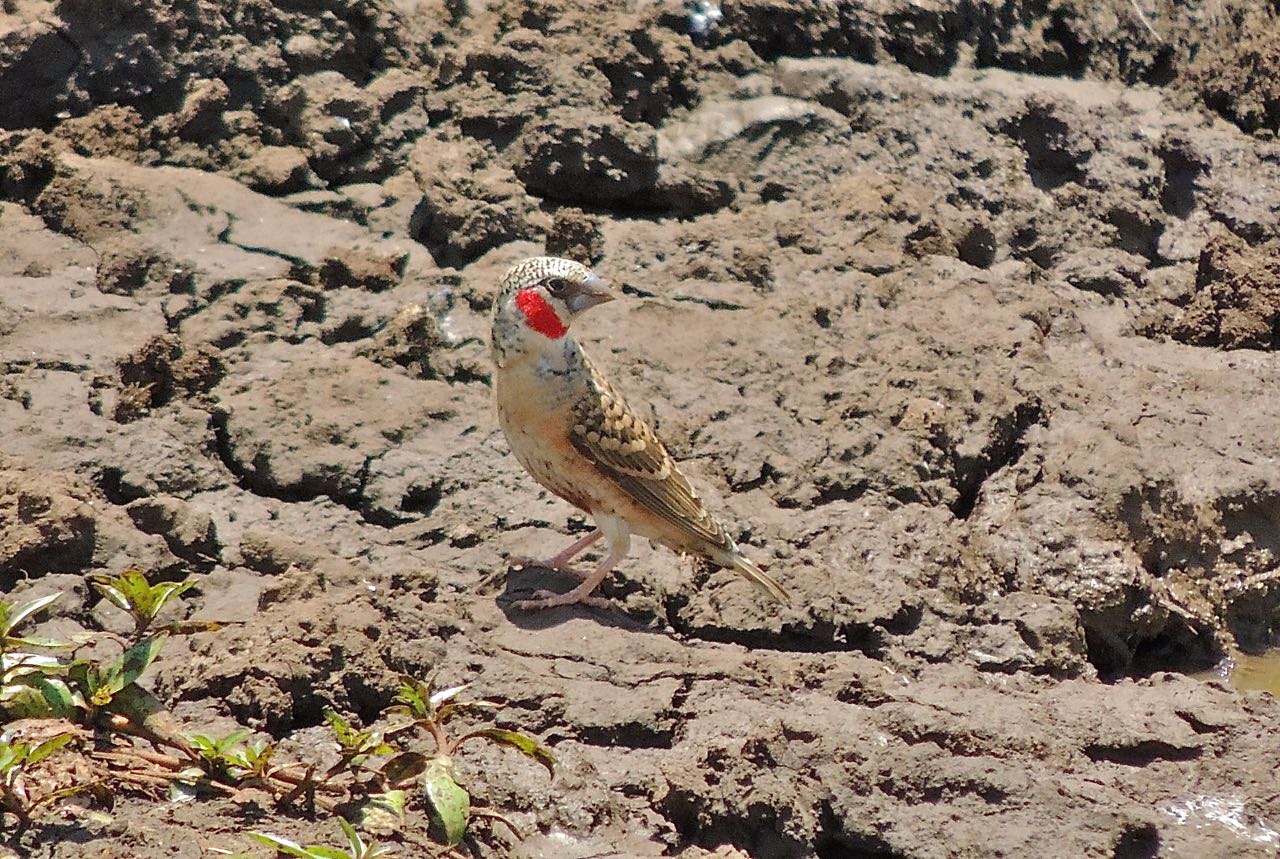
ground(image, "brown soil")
xmin=2 ymin=1 xmax=1280 ymax=857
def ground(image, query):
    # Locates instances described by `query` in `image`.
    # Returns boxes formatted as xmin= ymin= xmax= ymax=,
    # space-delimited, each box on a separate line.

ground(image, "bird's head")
xmin=491 ymin=256 xmax=616 ymax=354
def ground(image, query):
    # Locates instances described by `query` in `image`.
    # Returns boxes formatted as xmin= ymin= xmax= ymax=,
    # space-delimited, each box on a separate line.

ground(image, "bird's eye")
xmin=545 ymin=277 xmax=568 ymax=295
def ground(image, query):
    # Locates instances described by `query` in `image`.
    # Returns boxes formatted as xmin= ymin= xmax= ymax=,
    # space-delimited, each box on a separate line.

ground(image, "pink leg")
xmin=514 ymin=541 xmax=626 ymax=610
xmin=510 ymin=529 xmax=602 ymax=576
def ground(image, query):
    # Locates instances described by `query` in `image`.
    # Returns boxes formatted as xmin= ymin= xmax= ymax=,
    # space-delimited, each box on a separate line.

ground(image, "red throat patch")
xmin=515 ymin=288 xmax=567 ymax=339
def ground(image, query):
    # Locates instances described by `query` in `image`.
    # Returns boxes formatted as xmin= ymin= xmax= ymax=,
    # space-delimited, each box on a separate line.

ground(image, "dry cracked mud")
xmin=1 ymin=1 xmax=1280 ymax=857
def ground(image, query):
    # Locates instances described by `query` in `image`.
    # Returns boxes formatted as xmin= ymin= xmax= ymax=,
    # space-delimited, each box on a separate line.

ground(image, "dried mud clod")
xmin=1158 ymin=233 xmax=1280 ymax=350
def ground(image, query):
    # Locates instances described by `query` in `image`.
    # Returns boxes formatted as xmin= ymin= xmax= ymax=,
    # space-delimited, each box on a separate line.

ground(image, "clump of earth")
xmin=1 ymin=0 xmax=1279 ymax=856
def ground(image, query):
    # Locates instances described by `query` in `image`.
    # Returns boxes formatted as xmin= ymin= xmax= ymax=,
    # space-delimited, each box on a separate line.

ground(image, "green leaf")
xmin=189 ymin=734 xmax=216 ymax=754
xmin=299 ymin=849 xmax=350 ymax=859
xmin=2 ymin=652 xmax=65 ymax=675
xmin=338 ymin=818 xmax=364 ymax=855
xmin=148 ymin=579 xmax=197 ymax=617
xmin=90 ymin=634 xmax=168 ymax=706
xmin=26 ymin=732 xmax=74 ymax=766
xmin=91 ymin=570 xmax=195 ymax=628
xmin=216 ymin=729 xmax=250 ymax=754
xmin=36 ymin=676 xmax=79 ymax=718
xmin=422 ymin=759 xmax=470 ymax=846
xmin=248 ymin=832 xmax=320 ymax=858
xmin=0 ymin=742 xmax=21 ymax=774
xmin=1 ymin=675 xmax=80 ymax=720
xmin=389 ymin=676 xmax=429 ymax=719
xmin=4 ymin=592 xmax=62 ymax=636
xmin=324 ymin=708 xmax=356 ymax=746
xmin=347 ymin=789 xmax=406 ymax=838
xmin=91 ymin=571 xmax=141 ymax=614
xmin=457 ymin=728 xmax=555 ymax=777
xmin=4 ymin=635 xmax=75 ymax=650
xmin=235 ymin=739 xmax=275 ymax=774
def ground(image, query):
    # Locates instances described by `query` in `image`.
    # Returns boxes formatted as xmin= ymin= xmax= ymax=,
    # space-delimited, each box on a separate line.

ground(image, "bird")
xmin=490 ymin=255 xmax=790 ymax=610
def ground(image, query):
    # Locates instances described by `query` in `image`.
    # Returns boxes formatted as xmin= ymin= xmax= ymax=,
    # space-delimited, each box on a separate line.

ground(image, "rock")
xmin=1054 ymin=248 xmax=1148 ymax=297
xmin=235 ymin=146 xmax=315 ymax=195
xmin=1162 ymin=232 xmax=1280 ymax=350
xmin=514 ymin=111 xmax=661 ymax=205
xmin=545 ymin=208 xmax=604 ymax=265
xmin=125 ymin=496 xmax=220 ymax=567
xmin=0 ymin=460 xmax=97 ymax=581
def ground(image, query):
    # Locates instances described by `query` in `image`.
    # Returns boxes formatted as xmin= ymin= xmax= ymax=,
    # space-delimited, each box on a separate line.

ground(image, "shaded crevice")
xmin=208 ymin=408 xmax=367 ymax=515
xmin=950 ymin=398 xmax=1044 ymax=520
xmin=93 ymin=465 xmax=145 ymax=505
xmin=574 ymin=720 xmax=675 ymax=750
xmin=810 ymin=477 xmax=870 ymax=509
xmin=672 ymin=294 xmax=747 ymax=311
xmin=1083 ymin=739 xmax=1201 ymax=766
xmin=670 ymin=603 xmax=920 ymax=657
xmin=1113 ymin=823 xmax=1161 ymax=859
xmin=215 ymin=213 xmax=312 ymax=270
xmin=1156 ymin=139 xmax=1207 ymax=219
xmin=1081 ymin=592 xmax=1224 ymax=681
xmin=661 ymin=789 xmax=812 ymax=859
xmin=1004 ymin=107 xmax=1089 ymax=191
xmin=400 ymin=480 xmax=444 ymax=517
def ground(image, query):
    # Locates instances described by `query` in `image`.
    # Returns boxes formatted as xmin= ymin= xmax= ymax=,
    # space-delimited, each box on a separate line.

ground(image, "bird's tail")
xmin=730 ymin=553 xmax=791 ymax=606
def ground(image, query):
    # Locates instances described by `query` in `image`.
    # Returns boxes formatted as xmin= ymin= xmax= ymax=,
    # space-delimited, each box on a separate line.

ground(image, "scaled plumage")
xmin=490 ymin=256 xmax=790 ymax=610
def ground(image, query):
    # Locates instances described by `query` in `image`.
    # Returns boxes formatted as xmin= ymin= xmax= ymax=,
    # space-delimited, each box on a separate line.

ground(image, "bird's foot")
xmin=514 ymin=587 xmax=612 ymax=611
xmin=508 ymin=556 xmax=587 ymax=578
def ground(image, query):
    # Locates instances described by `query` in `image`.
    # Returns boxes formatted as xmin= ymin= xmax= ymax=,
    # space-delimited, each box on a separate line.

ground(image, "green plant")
xmin=0 ymin=576 xmax=226 ymax=824
xmin=0 ymin=726 xmax=95 ymax=828
xmin=377 ymin=676 xmax=555 ymax=847
xmin=0 ymin=593 xmax=79 ymax=721
xmin=324 ymin=710 xmax=395 ymax=781
xmin=0 ymin=588 xmax=561 ymax=850
xmin=250 ymin=818 xmax=397 ymax=859
xmin=91 ymin=568 xmax=218 ymax=644
xmin=186 ymin=730 xmax=285 ymax=788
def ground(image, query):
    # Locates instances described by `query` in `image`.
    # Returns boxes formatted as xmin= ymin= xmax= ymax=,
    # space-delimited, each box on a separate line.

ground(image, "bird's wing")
xmin=569 ymin=353 xmax=736 ymax=553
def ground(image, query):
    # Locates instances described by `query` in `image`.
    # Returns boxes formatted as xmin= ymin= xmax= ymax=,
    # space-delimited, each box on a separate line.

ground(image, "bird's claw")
xmin=514 ymin=589 xmax=612 ymax=611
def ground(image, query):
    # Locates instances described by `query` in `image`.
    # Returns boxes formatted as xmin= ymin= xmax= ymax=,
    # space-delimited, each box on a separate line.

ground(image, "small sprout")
xmin=249 ymin=818 xmax=396 ymax=859
xmin=378 ymin=674 xmax=554 ymax=847
xmin=91 ymin=569 xmax=196 ymax=641
xmin=322 ymin=710 xmax=393 ymax=783
xmin=189 ymin=730 xmax=252 ymax=781
xmin=235 ymin=739 xmax=281 ymax=782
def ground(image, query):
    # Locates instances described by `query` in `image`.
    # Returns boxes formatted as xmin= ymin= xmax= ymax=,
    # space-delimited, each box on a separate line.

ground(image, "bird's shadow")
xmin=494 ymin=562 xmax=668 ymax=635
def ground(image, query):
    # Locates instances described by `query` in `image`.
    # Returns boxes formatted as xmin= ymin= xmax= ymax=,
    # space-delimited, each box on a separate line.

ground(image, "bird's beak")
xmin=566 ymin=273 xmax=617 ymax=314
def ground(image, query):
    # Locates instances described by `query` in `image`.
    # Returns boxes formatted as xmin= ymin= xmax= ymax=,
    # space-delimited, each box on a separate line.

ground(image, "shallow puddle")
xmin=1224 ymin=650 xmax=1280 ymax=696
xmin=1199 ymin=649 xmax=1280 ymax=696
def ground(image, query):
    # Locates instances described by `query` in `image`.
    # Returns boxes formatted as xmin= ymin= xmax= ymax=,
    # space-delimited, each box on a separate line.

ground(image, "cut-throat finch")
xmin=490 ymin=256 xmax=790 ymax=610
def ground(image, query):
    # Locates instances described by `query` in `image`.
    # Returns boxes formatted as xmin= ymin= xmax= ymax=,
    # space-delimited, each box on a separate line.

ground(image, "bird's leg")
xmin=514 ymin=539 xmax=626 ymax=610
xmin=509 ymin=529 xmax=602 ymax=577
